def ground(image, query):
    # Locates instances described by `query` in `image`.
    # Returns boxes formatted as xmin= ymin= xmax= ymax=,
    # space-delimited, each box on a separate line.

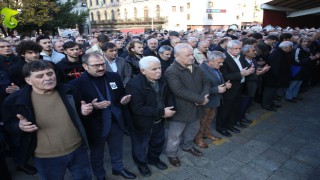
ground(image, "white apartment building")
xmin=87 ymin=0 xmax=266 ymax=33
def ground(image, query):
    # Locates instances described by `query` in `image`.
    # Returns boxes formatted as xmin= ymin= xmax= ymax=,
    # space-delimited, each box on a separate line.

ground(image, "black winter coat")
xmin=2 ymin=84 xmax=89 ymax=163
xmin=125 ymin=74 xmax=175 ymax=132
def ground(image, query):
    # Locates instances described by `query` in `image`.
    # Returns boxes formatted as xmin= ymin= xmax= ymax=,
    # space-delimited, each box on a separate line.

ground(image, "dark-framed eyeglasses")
xmin=87 ymin=63 xmax=106 ymax=69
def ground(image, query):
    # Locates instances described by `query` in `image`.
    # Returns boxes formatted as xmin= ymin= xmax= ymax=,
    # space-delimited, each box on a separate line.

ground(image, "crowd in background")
xmin=0 ymin=26 xmax=320 ymax=179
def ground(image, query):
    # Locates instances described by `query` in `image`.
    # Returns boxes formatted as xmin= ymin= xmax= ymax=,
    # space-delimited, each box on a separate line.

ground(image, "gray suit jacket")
xmin=165 ymin=61 xmax=210 ymax=122
xmin=200 ymin=62 xmax=224 ymax=108
xmin=240 ymin=56 xmax=259 ymax=97
xmin=105 ymin=57 xmax=131 ymax=86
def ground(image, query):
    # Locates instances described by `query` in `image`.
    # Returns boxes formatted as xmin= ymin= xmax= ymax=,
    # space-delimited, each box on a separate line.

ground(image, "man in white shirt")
xmin=217 ymin=40 xmax=254 ymax=137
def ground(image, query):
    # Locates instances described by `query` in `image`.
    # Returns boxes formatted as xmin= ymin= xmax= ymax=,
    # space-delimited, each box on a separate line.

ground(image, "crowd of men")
xmin=0 ymin=26 xmax=320 ymax=179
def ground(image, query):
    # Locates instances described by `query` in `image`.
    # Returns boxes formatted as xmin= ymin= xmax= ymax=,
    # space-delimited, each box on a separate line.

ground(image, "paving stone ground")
xmin=9 ymin=86 xmax=320 ymax=180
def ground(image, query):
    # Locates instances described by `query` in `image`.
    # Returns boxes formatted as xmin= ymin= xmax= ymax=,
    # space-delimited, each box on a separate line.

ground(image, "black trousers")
xmin=130 ymin=121 xmax=165 ymax=166
xmin=217 ymin=95 xmax=242 ymax=130
xmin=262 ymin=87 xmax=278 ymax=108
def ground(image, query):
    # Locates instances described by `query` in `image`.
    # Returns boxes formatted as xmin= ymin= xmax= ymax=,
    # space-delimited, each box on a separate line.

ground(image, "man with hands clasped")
xmin=69 ymin=52 xmax=136 ymax=180
xmin=125 ymin=56 xmax=176 ymax=177
xmin=217 ymin=40 xmax=255 ymax=137
xmin=194 ymin=51 xmax=232 ymax=148
xmin=165 ymin=43 xmax=210 ymax=167
xmin=3 ymin=60 xmax=93 ymax=180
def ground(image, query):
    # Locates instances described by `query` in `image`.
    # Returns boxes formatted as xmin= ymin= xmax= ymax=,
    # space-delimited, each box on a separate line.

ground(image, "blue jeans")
xmin=285 ymin=80 xmax=303 ymax=100
xmin=34 ymin=145 xmax=91 ymax=180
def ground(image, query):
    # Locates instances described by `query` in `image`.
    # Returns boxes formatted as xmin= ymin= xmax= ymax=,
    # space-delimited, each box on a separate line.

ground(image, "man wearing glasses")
xmin=69 ymin=52 xmax=136 ymax=180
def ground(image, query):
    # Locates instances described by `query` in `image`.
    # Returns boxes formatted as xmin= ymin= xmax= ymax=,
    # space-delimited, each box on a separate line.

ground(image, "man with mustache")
xmin=69 ymin=52 xmax=136 ymax=180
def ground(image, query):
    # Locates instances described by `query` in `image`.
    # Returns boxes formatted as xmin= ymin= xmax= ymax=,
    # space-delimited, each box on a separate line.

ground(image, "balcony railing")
xmin=92 ymin=17 xmax=168 ymax=25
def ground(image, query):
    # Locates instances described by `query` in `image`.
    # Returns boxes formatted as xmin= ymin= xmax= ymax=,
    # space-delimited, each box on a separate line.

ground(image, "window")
xmin=187 ymin=3 xmax=190 ymax=9
xmin=104 ymin=10 xmax=107 ymax=20
xmin=208 ymin=14 xmax=213 ymax=20
xmin=187 ymin=14 xmax=190 ymax=20
xmin=97 ymin=11 xmax=101 ymax=21
xmin=156 ymin=5 xmax=160 ymax=18
xmin=103 ymin=0 xmax=106 ymax=4
xmin=89 ymin=0 xmax=92 ymax=6
xmin=134 ymin=7 xmax=137 ymax=19
xmin=91 ymin=12 xmax=94 ymax=21
xmin=208 ymin=2 xmax=213 ymax=8
xmin=124 ymin=8 xmax=128 ymax=20
xmin=96 ymin=0 xmax=99 ymax=6
xmin=111 ymin=10 xmax=115 ymax=20
xmin=144 ymin=6 xmax=149 ymax=19
xmin=180 ymin=6 xmax=184 ymax=12
xmin=117 ymin=9 xmax=120 ymax=18
xmin=172 ymin=6 xmax=176 ymax=12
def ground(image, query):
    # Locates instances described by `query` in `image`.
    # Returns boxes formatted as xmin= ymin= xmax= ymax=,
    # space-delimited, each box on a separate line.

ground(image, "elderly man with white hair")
xmin=194 ymin=41 xmax=210 ymax=64
xmin=262 ymin=41 xmax=293 ymax=111
xmin=143 ymin=38 xmax=159 ymax=57
xmin=126 ymin=56 xmax=176 ymax=177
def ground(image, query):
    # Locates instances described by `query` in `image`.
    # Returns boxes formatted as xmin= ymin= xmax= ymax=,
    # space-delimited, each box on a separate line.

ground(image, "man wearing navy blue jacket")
xmin=69 ymin=52 xmax=136 ymax=180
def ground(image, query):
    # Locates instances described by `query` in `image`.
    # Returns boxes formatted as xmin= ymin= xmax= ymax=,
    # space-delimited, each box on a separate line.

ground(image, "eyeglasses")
xmin=87 ymin=63 xmax=106 ymax=69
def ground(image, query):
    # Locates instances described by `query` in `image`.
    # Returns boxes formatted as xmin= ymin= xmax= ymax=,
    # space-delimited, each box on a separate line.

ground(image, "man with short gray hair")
xmin=194 ymin=41 xmax=210 ymax=64
xmin=143 ymin=38 xmax=159 ymax=57
xmin=262 ymin=41 xmax=293 ymax=111
xmin=217 ymin=40 xmax=254 ymax=137
xmin=165 ymin=43 xmax=210 ymax=167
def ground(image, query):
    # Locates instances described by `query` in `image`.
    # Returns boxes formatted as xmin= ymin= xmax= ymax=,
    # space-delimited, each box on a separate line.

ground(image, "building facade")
xmin=87 ymin=0 xmax=266 ymax=33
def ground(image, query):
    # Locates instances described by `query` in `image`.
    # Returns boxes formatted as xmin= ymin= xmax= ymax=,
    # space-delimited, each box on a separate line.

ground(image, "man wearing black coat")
xmin=69 ymin=52 xmax=136 ymax=180
xmin=262 ymin=41 xmax=293 ymax=111
xmin=217 ymin=40 xmax=254 ymax=137
xmin=3 ymin=60 xmax=93 ymax=179
xmin=126 ymin=56 xmax=175 ymax=177
xmin=143 ymin=38 xmax=158 ymax=57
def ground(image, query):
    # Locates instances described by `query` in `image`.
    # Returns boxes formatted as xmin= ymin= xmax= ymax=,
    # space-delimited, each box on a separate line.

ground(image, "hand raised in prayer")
xmin=81 ymin=101 xmax=93 ymax=115
xmin=17 ymin=114 xmax=38 ymax=132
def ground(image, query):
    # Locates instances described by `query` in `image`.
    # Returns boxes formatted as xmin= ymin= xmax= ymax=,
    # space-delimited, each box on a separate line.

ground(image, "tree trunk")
xmin=0 ymin=25 xmax=8 ymax=37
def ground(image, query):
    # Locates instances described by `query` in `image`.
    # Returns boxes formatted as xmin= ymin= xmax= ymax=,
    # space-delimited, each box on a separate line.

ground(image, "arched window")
xmin=156 ymin=5 xmax=160 ymax=18
xmin=124 ymin=8 xmax=128 ymax=20
xmin=104 ymin=10 xmax=107 ymax=20
xmin=117 ymin=9 xmax=120 ymax=19
xmin=97 ymin=11 xmax=101 ymax=21
xmin=91 ymin=12 xmax=94 ymax=21
xmin=144 ymin=6 xmax=148 ymax=19
xmin=111 ymin=10 xmax=115 ymax=20
xmin=134 ymin=7 xmax=137 ymax=19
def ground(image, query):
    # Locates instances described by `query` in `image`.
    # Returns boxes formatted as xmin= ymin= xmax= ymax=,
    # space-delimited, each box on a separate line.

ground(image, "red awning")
xmin=120 ymin=28 xmax=144 ymax=34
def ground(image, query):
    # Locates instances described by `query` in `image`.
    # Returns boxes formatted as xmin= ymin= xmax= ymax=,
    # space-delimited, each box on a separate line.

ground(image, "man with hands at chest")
xmin=3 ymin=60 xmax=93 ymax=180
xmin=69 ymin=52 xmax=136 ymax=180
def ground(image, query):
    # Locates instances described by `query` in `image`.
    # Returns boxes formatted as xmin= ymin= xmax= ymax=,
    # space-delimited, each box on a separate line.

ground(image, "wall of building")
xmin=87 ymin=0 xmax=265 ymax=33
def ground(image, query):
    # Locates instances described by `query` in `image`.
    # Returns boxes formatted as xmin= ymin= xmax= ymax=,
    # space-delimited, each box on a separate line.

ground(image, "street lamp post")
xmin=151 ymin=17 xmax=154 ymax=31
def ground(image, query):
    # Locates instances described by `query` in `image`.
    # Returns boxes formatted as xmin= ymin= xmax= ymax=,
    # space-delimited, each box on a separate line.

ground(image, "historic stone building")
xmin=87 ymin=0 xmax=266 ymax=33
